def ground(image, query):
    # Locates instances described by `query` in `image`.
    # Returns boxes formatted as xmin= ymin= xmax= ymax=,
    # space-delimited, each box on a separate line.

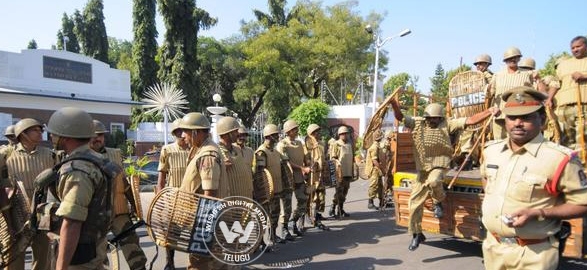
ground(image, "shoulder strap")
xmin=545 ymin=152 xmax=576 ymax=196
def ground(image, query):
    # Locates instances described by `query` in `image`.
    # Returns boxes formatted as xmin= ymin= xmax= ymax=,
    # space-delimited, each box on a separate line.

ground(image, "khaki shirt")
xmin=6 ymin=143 xmax=56 ymax=199
xmin=254 ymin=142 xmax=284 ymax=193
xmin=365 ymin=141 xmax=381 ymax=178
xmin=277 ymin=137 xmax=306 ymax=184
xmin=181 ymin=138 xmax=228 ymax=197
xmin=233 ymin=143 xmax=254 ymax=170
xmin=555 ymin=57 xmax=587 ymax=105
xmin=158 ymin=142 xmax=190 ymax=188
xmin=481 ymin=134 xmax=587 ymax=239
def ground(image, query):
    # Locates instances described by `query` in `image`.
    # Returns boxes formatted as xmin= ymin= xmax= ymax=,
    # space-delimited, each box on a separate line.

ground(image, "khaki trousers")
xmin=482 ymin=233 xmax=558 ymax=270
xmin=408 ymin=168 xmax=446 ymax=234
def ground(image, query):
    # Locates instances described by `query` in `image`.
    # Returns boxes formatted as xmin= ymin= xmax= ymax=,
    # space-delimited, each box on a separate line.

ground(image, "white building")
xmin=0 ymin=49 xmax=137 ymax=138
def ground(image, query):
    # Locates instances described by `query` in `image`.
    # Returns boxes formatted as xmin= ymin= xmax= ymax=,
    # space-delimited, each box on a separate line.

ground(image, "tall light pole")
xmin=63 ymin=36 xmax=69 ymax=51
xmin=366 ymin=25 xmax=411 ymax=115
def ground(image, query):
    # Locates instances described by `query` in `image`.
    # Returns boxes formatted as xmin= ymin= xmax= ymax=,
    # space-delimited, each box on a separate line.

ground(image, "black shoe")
xmin=316 ymin=213 xmax=324 ymax=220
xmin=368 ymin=199 xmax=377 ymax=210
xmin=164 ymin=263 xmax=175 ymax=270
xmin=340 ymin=209 xmax=350 ymax=217
xmin=315 ymin=220 xmax=330 ymax=231
xmin=292 ymin=224 xmax=303 ymax=236
xmin=408 ymin=233 xmax=426 ymax=251
xmin=274 ymin=233 xmax=287 ymax=244
xmin=282 ymin=228 xmax=295 ymax=241
xmin=434 ymin=203 xmax=444 ymax=218
xmin=329 ymin=205 xmax=336 ymax=216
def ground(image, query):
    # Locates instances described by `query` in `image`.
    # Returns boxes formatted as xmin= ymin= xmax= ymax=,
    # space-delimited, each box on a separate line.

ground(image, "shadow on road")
xmin=246 ymin=208 xmax=403 ymax=269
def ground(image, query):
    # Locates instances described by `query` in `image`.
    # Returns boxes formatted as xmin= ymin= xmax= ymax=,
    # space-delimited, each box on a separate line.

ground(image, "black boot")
xmin=408 ymin=233 xmax=426 ymax=251
xmin=339 ymin=204 xmax=350 ymax=217
xmin=274 ymin=231 xmax=287 ymax=244
xmin=329 ymin=204 xmax=336 ymax=217
xmin=433 ymin=203 xmax=444 ymax=219
xmin=292 ymin=222 xmax=303 ymax=236
xmin=367 ymin=199 xmax=377 ymax=210
xmin=315 ymin=213 xmax=330 ymax=231
xmin=282 ymin=227 xmax=295 ymax=241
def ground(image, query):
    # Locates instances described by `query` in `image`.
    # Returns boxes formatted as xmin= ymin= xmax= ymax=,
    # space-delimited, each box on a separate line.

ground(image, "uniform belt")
xmin=491 ymin=233 xmax=549 ymax=247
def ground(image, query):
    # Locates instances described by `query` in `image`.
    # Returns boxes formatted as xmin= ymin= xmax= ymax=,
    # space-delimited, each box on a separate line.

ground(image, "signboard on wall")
xmin=43 ymin=56 xmax=92 ymax=83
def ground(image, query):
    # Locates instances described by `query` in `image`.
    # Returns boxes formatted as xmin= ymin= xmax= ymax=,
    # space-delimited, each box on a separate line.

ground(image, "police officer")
xmin=366 ymin=130 xmax=384 ymax=210
xmin=551 ymin=36 xmax=587 ymax=155
xmin=233 ymin=127 xmax=254 ymax=169
xmin=217 ymin=116 xmax=253 ymax=198
xmin=46 ymin=107 xmax=113 ymax=269
xmin=157 ymin=118 xmax=190 ymax=192
xmin=157 ymin=118 xmax=190 ymax=270
xmin=519 ymin=57 xmax=536 ymax=71
xmin=178 ymin=112 xmax=229 ymax=269
xmin=489 ymin=47 xmax=537 ymax=140
xmin=277 ymin=120 xmax=310 ymax=238
xmin=329 ymin=126 xmax=354 ymax=218
xmin=481 ymin=86 xmax=587 ymax=270
xmin=390 ymin=101 xmax=497 ymax=251
xmin=304 ymin=124 xmax=329 ymax=230
xmin=3 ymin=125 xmax=17 ymax=148
xmin=90 ymin=120 xmax=147 ymax=270
xmin=474 ymin=54 xmax=494 ymax=81
xmin=2 ymin=118 xmax=57 ymax=270
xmin=254 ymin=124 xmax=287 ymax=248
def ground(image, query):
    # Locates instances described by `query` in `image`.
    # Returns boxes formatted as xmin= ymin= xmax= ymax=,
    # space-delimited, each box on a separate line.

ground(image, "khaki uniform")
xmin=305 ymin=138 xmax=327 ymax=213
xmin=54 ymin=145 xmax=112 ymax=270
xmin=330 ymin=139 xmax=354 ymax=207
xmin=379 ymin=138 xmax=394 ymax=197
xmin=100 ymin=147 xmax=146 ymax=270
xmin=234 ymin=143 xmax=254 ymax=170
xmin=3 ymin=143 xmax=56 ymax=270
xmin=480 ymin=134 xmax=587 ymax=270
xmin=489 ymin=69 xmax=535 ymax=139
xmin=277 ymin=137 xmax=308 ymax=224
xmin=365 ymin=142 xmax=383 ymax=200
xmin=180 ymin=138 xmax=230 ymax=269
xmin=254 ymin=142 xmax=283 ymax=244
xmin=220 ymin=142 xmax=253 ymax=198
xmin=554 ymin=57 xmax=587 ymax=150
xmin=404 ymin=116 xmax=466 ymax=234
xmin=158 ymin=142 xmax=189 ymax=188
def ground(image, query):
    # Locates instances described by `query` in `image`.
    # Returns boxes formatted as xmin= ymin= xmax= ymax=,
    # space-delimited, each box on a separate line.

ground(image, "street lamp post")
xmin=366 ymin=25 xmax=411 ymax=115
xmin=63 ymin=36 xmax=69 ymax=51
xmin=207 ymin=93 xmax=227 ymax=143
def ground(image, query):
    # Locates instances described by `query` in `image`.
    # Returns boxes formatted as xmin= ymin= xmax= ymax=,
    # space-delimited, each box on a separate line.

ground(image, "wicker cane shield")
xmin=448 ymin=70 xmax=488 ymax=126
xmin=147 ymin=188 xmax=263 ymax=257
xmin=129 ymin=175 xmax=143 ymax=220
xmin=0 ymin=183 xmax=33 ymax=268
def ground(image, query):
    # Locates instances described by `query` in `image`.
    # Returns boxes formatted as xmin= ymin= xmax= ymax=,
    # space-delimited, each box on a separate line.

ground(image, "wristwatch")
xmin=537 ymin=209 xmax=546 ymax=221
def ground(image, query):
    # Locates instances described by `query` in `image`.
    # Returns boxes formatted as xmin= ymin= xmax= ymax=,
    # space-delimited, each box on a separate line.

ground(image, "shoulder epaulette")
xmin=543 ymin=141 xmax=576 ymax=157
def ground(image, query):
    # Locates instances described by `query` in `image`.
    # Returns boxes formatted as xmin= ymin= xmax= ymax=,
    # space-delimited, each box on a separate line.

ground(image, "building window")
xmin=110 ymin=122 xmax=124 ymax=135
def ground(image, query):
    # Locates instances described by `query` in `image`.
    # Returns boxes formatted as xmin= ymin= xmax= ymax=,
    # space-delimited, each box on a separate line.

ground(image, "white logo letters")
xmin=219 ymin=221 xmax=255 ymax=244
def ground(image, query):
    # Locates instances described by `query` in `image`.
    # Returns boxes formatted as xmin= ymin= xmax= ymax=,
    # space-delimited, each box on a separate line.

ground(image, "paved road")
xmin=23 ymin=179 xmax=587 ymax=269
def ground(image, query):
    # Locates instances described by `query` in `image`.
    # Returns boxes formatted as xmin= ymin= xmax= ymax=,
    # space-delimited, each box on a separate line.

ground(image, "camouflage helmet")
xmin=337 ymin=126 xmax=350 ymax=135
xmin=217 ymin=116 xmax=240 ymax=135
xmin=423 ymin=103 xmax=444 ymax=118
xmin=14 ymin=118 xmax=43 ymax=138
xmin=503 ymin=47 xmax=522 ymax=61
xmin=263 ymin=124 xmax=280 ymax=137
xmin=474 ymin=54 xmax=492 ymax=65
xmin=238 ymin=126 xmax=248 ymax=135
xmin=180 ymin=112 xmax=210 ymax=130
xmin=171 ymin=118 xmax=183 ymax=133
xmin=519 ymin=57 xmax=536 ymax=70
xmin=373 ymin=130 xmax=384 ymax=141
xmin=307 ymin=124 xmax=321 ymax=136
xmin=92 ymin=119 xmax=108 ymax=134
xmin=283 ymin=120 xmax=299 ymax=133
xmin=4 ymin=125 xmax=15 ymax=136
xmin=46 ymin=107 xmax=95 ymax=138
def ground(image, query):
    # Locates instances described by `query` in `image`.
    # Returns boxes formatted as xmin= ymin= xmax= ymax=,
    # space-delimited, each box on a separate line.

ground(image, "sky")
xmin=1 ymin=0 xmax=585 ymax=94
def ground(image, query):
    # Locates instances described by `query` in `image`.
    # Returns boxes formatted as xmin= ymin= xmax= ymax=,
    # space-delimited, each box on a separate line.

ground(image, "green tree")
xmin=240 ymin=1 xmax=380 ymax=123
xmin=253 ymin=0 xmax=298 ymax=28
xmin=75 ymin=0 xmax=109 ymax=63
xmin=383 ymin=72 xmax=410 ymax=96
xmin=108 ymin=37 xmax=133 ymax=70
xmin=288 ymin=99 xmax=330 ymax=136
xmin=157 ymin=0 xmax=217 ymax=111
xmin=27 ymin=39 xmax=37 ymax=49
xmin=539 ymin=52 xmax=571 ymax=77
xmin=57 ymin=12 xmax=80 ymax=53
xmin=430 ymin=63 xmax=446 ymax=97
